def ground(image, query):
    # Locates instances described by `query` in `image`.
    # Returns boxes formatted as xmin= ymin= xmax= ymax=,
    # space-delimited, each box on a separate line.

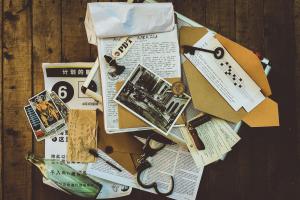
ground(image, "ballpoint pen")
xmin=89 ymin=149 xmax=122 ymax=172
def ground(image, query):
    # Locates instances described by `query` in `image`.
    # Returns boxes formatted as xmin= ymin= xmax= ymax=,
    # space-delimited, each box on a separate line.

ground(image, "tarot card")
xmin=28 ymin=90 xmax=65 ymax=133
xmin=24 ymin=105 xmax=61 ymax=141
xmin=114 ymin=65 xmax=191 ymax=136
xmin=50 ymin=91 xmax=69 ymax=118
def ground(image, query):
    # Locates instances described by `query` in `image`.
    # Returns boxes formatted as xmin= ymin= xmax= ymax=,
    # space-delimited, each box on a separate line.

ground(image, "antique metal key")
xmin=182 ymin=45 xmax=225 ymax=59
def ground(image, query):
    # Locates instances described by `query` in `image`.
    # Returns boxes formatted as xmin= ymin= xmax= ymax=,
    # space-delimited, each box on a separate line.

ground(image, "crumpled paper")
xmin=85 ymin=2 xmax=175 ymax=39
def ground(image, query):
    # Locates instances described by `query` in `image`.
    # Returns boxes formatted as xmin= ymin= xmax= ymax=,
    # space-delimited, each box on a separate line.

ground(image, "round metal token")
xmin=171 ymin=81 xmax=185 ymax=96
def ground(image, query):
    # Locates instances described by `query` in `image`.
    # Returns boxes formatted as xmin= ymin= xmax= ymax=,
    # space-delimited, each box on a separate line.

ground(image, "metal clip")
xmin=186 ymin=113 xmax=211 ymax=150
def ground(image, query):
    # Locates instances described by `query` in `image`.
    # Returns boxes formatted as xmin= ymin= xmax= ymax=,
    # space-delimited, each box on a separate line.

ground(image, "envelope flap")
xmin=215 ymin=34 xmax=272 ymax=96
xmin=180 ymin=26 xmax=208 ymax=46
xmin=87 ymin=2 xmax=175 ymax=38
xmin=97 ymin=113 xmax=143 ymax=154
xmin=108 ymin=152 xmax=140 ymax=175
xmin=183 ymin=59 xmax=247 ymax=123
xmin=242 ymin=97 xmax=279 ymax=127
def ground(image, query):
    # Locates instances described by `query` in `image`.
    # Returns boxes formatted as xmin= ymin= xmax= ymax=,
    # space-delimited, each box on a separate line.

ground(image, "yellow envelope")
xmin=180 ymin=26 xmax=279 ymax=127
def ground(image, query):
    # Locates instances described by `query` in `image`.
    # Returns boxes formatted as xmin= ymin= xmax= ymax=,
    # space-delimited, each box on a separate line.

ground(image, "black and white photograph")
xmin=114 ymin=65 xmax=191 ymax=135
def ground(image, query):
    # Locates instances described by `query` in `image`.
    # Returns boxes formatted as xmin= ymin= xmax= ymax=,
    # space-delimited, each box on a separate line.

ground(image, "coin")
xmin=171 ymin=81 xmax=185 ymax=96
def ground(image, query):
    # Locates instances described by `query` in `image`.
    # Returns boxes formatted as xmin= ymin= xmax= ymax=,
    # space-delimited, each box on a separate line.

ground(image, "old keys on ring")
xmin=136 ymin=134 xmax=174 ymax=196
xmin=182 ymin=45 xmax=225 ymax=59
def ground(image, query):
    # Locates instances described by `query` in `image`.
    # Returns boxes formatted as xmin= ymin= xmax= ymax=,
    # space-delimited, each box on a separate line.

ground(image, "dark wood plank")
xmin=62 ymin=0 xmax=94 ymax=62
xmin=234 ymin=1 xmax=268 ymax=200
xmin=235 ymin=0 xmax=264 ymax=52
xmin=205 ymin=0 xmax=235 ymax=40
xmin=32 ymin=1 xmax=63 ymax=200
xmin=262 ymin=0 xmax=298 ymax=200
xmin=294 ymin=0 xmax=300 ymax=163
xmin=2 ymin=0 xmax=33 ymax=199
xmin=172 ymin=0 xmax=206 ymax=26
xmin=0 ymin=0 xmax=2 ymax=198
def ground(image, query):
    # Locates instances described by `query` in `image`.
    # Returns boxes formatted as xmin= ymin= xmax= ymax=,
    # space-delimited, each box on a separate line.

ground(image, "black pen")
xmin=88 ymin=149 xmax=122 ymax=172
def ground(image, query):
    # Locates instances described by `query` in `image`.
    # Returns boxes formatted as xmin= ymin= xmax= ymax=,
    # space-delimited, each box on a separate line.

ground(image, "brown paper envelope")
xmin=180 ymin=26 xmax=271 ymax=96
xmin=116 ymin=77 xmax=185 ymax=129
xmin=242 ymin=97 xmax=279 ymax=127
xmin=97 ymin=113 xmax=143 ymax=174
xmin=215 ymin=34 xmax=272 ymax=96
xmin=180 ymin=26 xmax=279 ymax=126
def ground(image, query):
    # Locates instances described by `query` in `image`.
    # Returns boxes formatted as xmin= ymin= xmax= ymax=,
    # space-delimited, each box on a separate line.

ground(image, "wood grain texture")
xmin=2 ymin=0 xmax=33 ymax=200
xmin=62 ymin=0 xmax=94 ymax=62
xmin=32 ymin=1 xmax=62 ymax=200
xmin=0 ymin=0 xmax=2 ymax=198
xmin=295 ymin=0 xmax=300 ymax=164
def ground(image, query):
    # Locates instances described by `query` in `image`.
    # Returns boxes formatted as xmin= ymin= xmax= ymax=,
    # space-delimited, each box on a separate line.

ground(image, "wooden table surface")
xmin=1 ymin=0 xmax=299 ymax=200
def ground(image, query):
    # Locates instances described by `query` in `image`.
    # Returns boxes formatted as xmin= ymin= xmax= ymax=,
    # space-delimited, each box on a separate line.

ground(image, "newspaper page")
xmin=98 ymin=28 xmax=181 ymax=133
xmin=44 ymin=134 xmax=133 ymax=199
xmin=87 ymin=145 xmax=203 ymax=200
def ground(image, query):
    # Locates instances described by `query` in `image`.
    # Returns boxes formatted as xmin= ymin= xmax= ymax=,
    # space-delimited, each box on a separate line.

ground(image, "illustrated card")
xmin=28 ymin=90 xmax=65 ymax=133
xmin=24 ymin=104 xmax=62 ymax=141
xmin=50 ymin=91 xmax=69 ymax=118
xmin=114 ymin=65 xmax=191 ymax=136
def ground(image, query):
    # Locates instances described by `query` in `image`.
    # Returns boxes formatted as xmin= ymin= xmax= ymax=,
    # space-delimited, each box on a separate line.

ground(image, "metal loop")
xmin=137 ymin=161 xmax=174 ymax=196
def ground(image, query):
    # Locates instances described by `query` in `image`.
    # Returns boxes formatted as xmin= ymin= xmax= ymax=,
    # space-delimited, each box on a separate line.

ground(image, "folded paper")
xmin=180 ymin=26 xmax=279 ymax=127
xmin=85 ymin=2 xmax=175 ymax=40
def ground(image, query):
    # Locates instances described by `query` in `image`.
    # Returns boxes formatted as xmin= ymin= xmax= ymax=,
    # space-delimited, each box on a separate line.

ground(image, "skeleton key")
xmin=182 ymin=45 xmax=225 ymax=59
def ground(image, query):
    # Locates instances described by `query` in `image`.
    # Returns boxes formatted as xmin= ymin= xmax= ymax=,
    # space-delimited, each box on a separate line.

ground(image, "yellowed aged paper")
xmin=67 ymin=109 xmax=97 ymax=162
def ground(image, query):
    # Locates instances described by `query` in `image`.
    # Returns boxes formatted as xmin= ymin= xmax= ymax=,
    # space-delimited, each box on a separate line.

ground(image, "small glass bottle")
xmin=26 ymin=153 xmax=102 ymax=199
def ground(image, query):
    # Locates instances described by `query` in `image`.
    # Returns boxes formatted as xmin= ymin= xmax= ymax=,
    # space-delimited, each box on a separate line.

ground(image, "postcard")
xmin=114 ymin=65 xmax=191 ymax=135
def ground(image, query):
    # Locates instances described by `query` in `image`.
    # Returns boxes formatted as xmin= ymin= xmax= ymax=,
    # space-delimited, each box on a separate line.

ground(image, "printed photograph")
xmin=28 ymin=90 xmax=63 ymax=130
xmin=114 ymin=65 xmax=191 ymax=135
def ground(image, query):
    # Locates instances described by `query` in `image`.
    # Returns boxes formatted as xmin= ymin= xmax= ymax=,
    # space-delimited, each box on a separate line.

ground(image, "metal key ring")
xmin=137 ymin=161 xmax=175 ymax=196
xmin=213 ymin=47 xmax=225 ymax=59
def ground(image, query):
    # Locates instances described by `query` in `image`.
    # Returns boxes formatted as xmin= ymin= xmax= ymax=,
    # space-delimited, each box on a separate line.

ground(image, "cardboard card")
xmin=180 ymin=26 xmax=279 ymax=127
xmin=67 ymin=110 xmax=97 ymax=163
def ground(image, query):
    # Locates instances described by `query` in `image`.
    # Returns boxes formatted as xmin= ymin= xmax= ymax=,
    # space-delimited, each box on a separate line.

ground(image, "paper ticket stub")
xmin=184 ymin=35 xmax=265 ymax=112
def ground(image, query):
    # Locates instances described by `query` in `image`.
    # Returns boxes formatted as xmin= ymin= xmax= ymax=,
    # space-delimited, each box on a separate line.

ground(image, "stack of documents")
xmin=23 ymin=1 xmax=278 ymax=200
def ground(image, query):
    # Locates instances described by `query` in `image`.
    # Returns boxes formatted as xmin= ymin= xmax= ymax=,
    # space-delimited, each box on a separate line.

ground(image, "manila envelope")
xmin=97 ymin=112 xmax=143 ymax=174
xmin=180 ymin=26 xmax=279 ymax=127
xmin=116 ymin=78 xmax=185 ymax=129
